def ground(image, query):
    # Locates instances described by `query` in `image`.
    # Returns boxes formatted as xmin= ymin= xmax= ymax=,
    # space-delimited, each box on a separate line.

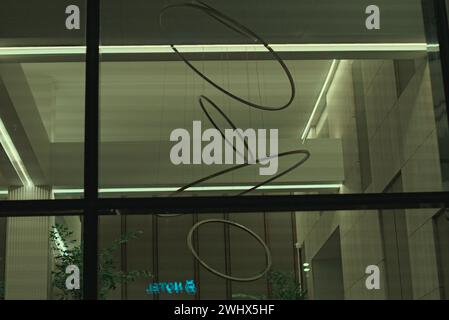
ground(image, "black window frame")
xmin=0 ymin=0 xmax=448 ymax=300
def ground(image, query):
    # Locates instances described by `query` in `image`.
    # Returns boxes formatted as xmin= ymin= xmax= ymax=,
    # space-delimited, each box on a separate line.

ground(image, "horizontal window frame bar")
xmin=0 ymin=192 xmax=447 ymax=216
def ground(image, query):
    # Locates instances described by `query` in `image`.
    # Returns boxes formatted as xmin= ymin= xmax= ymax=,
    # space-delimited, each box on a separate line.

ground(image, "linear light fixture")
xmin=0 ymin=46 xmax=86 ymax=56
xmin=0 ymin=117 xmax=33 ymax=187
xmin=301 ymin=59 xmax=339 ymax=142
xmin=51 ymin=183 xmax=342 ymax=195
xmin=0 ymin=43 xmax=436 ymax=56
xmin=101 ymin=43 xmax=433 ymax=54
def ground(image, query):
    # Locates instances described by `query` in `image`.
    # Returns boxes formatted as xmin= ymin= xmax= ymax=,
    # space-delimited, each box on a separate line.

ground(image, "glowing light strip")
xmin=301 ymin=59 xmax=339 ymax=142
xmin=101 ymin=43 xmax=432 ymax=54
xmin=0 ymin=43 xmax=436 ymax=56
xmin=0 ymin=46 xmax=86 ymax=55
xmin=0 ymin=117 xmax=33 ymax=186
xmin=51 ymin=184 xmax=342 ymax=194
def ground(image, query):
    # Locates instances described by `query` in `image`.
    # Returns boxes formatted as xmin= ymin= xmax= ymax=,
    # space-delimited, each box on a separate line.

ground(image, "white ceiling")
xmin=23 ymin=60 xmax=332 ymax=143
xmin=14 ymin=59 xmax=345 ymax=188
xmin=0 ymin=0 xmax=430 ymax=192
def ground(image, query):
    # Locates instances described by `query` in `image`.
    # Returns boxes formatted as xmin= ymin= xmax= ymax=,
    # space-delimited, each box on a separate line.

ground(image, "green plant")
xmin=268 ymin=270 xmax=307 ymax=300
xmin=50 ymin=224 xmax=152 ymax=300
xmin=232 ymin=270 xmax=307 ymax=300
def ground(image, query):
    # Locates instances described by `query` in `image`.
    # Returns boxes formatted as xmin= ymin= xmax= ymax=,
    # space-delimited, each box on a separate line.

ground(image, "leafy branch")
xmin=232 ymin=270 xmax=307 ymax=300
xmin=50 ymin=224 xmax=152 ymax=300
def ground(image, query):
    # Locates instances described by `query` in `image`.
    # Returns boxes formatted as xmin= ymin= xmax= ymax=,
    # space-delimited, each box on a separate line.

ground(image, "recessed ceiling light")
xmin=51 ymin=183 xmax=342 ymax=195
xmin=301 ymin=59 xmax=339 ymax=142
xmin=0 ymin=43 xmax=434 ymax=56
xmin=0 ymin=117 xmax=33 ymax=187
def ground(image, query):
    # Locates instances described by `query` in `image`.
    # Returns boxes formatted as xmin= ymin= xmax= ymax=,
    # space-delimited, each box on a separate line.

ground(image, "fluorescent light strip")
xmin=0 ymin=117 xmax=33 ymax=186
xmin=101 ymin=43 xmax=432 ymax=54
xmin=427 ymin=43 xmax=440 ymax=52
xmin=0 ymin=46 xmax=86 ymax=55
xmin=52 ymin=184 xmax=342 ymax=194
xmin=0 ymin=43 xmax=435 ymax=56
xmin=301 ymin=59 xmax=339 ymax=142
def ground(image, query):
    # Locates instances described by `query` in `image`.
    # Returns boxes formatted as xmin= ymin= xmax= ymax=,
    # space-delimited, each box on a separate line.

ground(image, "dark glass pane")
xmin=98 ymin=0 xmax=448 ymax=199
xmin=0 ymin=1 xmax=86 ymax=199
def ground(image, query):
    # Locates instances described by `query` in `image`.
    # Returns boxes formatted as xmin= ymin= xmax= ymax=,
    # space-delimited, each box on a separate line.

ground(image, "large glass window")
xmin=1 ymin=0 xmax=449 ymax=301
xmin=0 ymin=1 xmax=86 ymax=200
xmin=94 ymin=208 xmax=445 ymax=300
xmin=97 ymin=0 xmax=448 ymax=199
xmin=0 ymin=215 xmax=83 ymax=300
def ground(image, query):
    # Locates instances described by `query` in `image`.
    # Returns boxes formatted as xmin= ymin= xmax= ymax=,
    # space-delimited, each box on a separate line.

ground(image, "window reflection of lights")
xmin=51 ymin=184 xmax=342 ymax=195
xmin=0 ymin=117 xmax=33 ymax=187
xmin=0 ymin=43 xmax=432 ymax=56
xmin=301 ymin=59 xmax=339 ymax=142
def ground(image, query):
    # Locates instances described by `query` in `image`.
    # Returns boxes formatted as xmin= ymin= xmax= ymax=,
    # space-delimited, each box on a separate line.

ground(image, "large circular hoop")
xmin=187 ymin=219 xmax=272 ymax=281
xmin=173 ymin=149 xmax=310 ymax=196
xmin=159 ymin=0 xmax=296 ymax=111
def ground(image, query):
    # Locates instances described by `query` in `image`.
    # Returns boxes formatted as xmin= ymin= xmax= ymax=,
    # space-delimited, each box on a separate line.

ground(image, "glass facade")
xmin=0 ymin=0 xmax=86 ymax=199
xmin=0 ymin=0 xmax=449 ymax=300
xmin=0 ymin=215 xmax=83 ymax=300
xmin=95 ymin=0 xmax=449 ymax=198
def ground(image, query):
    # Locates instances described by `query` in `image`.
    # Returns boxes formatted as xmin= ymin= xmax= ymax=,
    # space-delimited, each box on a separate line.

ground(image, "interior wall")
xmin=98 ymin=211 xmax=297 ymax=300
xmin=296 ymin=57 xmax=443 ymax=300
xmin=197 ymin=213 xmax=228 ymax=299
xmin=312 ymin=229 xmax=344 ymax=300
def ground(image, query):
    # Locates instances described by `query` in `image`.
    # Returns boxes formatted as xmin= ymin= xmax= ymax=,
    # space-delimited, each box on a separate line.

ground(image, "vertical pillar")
xmin=422 ymin=0 xmax=449 ymax=189
xmin=4 ymin=186 xmax=53 ymax=299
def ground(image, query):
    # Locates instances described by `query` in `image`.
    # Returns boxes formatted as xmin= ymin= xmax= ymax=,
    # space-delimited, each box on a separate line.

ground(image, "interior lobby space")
xmin=1 ymin=0 xmax=449 ymax=300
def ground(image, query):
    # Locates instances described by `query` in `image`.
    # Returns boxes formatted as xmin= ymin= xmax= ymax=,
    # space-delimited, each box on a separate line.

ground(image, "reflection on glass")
xmin=96 ymin=208 xmax=448 ymax=300
xmin=0 ymin=1 xmax=85 ymax=200
xmin=0 ymin=216 xmax=82 ymax=300
xmin=98 ymin=0 xmax=447 ymax=198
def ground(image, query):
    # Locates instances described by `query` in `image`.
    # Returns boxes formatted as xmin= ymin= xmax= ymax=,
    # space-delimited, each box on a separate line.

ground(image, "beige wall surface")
xmin=296 ymin=58 xmax=443 ymax=300
xmin=0 ymin=58 xmax=446 ymax=300
xmin=96 ymin=212 xmax=297 ymax=300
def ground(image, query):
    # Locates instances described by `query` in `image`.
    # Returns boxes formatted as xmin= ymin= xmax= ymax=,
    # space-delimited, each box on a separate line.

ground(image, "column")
xmin=4 ymin=186 xmax=53 ymax=299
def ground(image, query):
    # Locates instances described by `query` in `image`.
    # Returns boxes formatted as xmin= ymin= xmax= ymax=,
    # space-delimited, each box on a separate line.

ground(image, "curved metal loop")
xmin=187 ymin=219 xmax=272 ymax=282
xmin=156 ymin=149 xmax=310 ymax=217
xmin=159 ymin=0 xmax=296 ymax=111
xmin=199 ymin=95 xmax=254 ymax=162
xmin=172 ymin=149 xmax=310 ymax=196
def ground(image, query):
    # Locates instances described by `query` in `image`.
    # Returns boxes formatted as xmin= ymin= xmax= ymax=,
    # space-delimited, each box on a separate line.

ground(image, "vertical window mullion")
xmin=421 ymin=0 xmax=449 ymax=190
xmin=83 ymin=0 xmax=101 ymax=300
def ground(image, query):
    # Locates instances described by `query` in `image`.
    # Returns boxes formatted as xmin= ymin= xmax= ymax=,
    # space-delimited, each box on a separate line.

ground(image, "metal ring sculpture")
xmin=173 ymin=149 xmax=310 ymax=196
xmin=159 ymin=0 xmax=296 ymax=111
xmin=187 ymin=219 xmax=272 ymax=282
xmin=155 ymin=1 xmax=311 ymax=282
